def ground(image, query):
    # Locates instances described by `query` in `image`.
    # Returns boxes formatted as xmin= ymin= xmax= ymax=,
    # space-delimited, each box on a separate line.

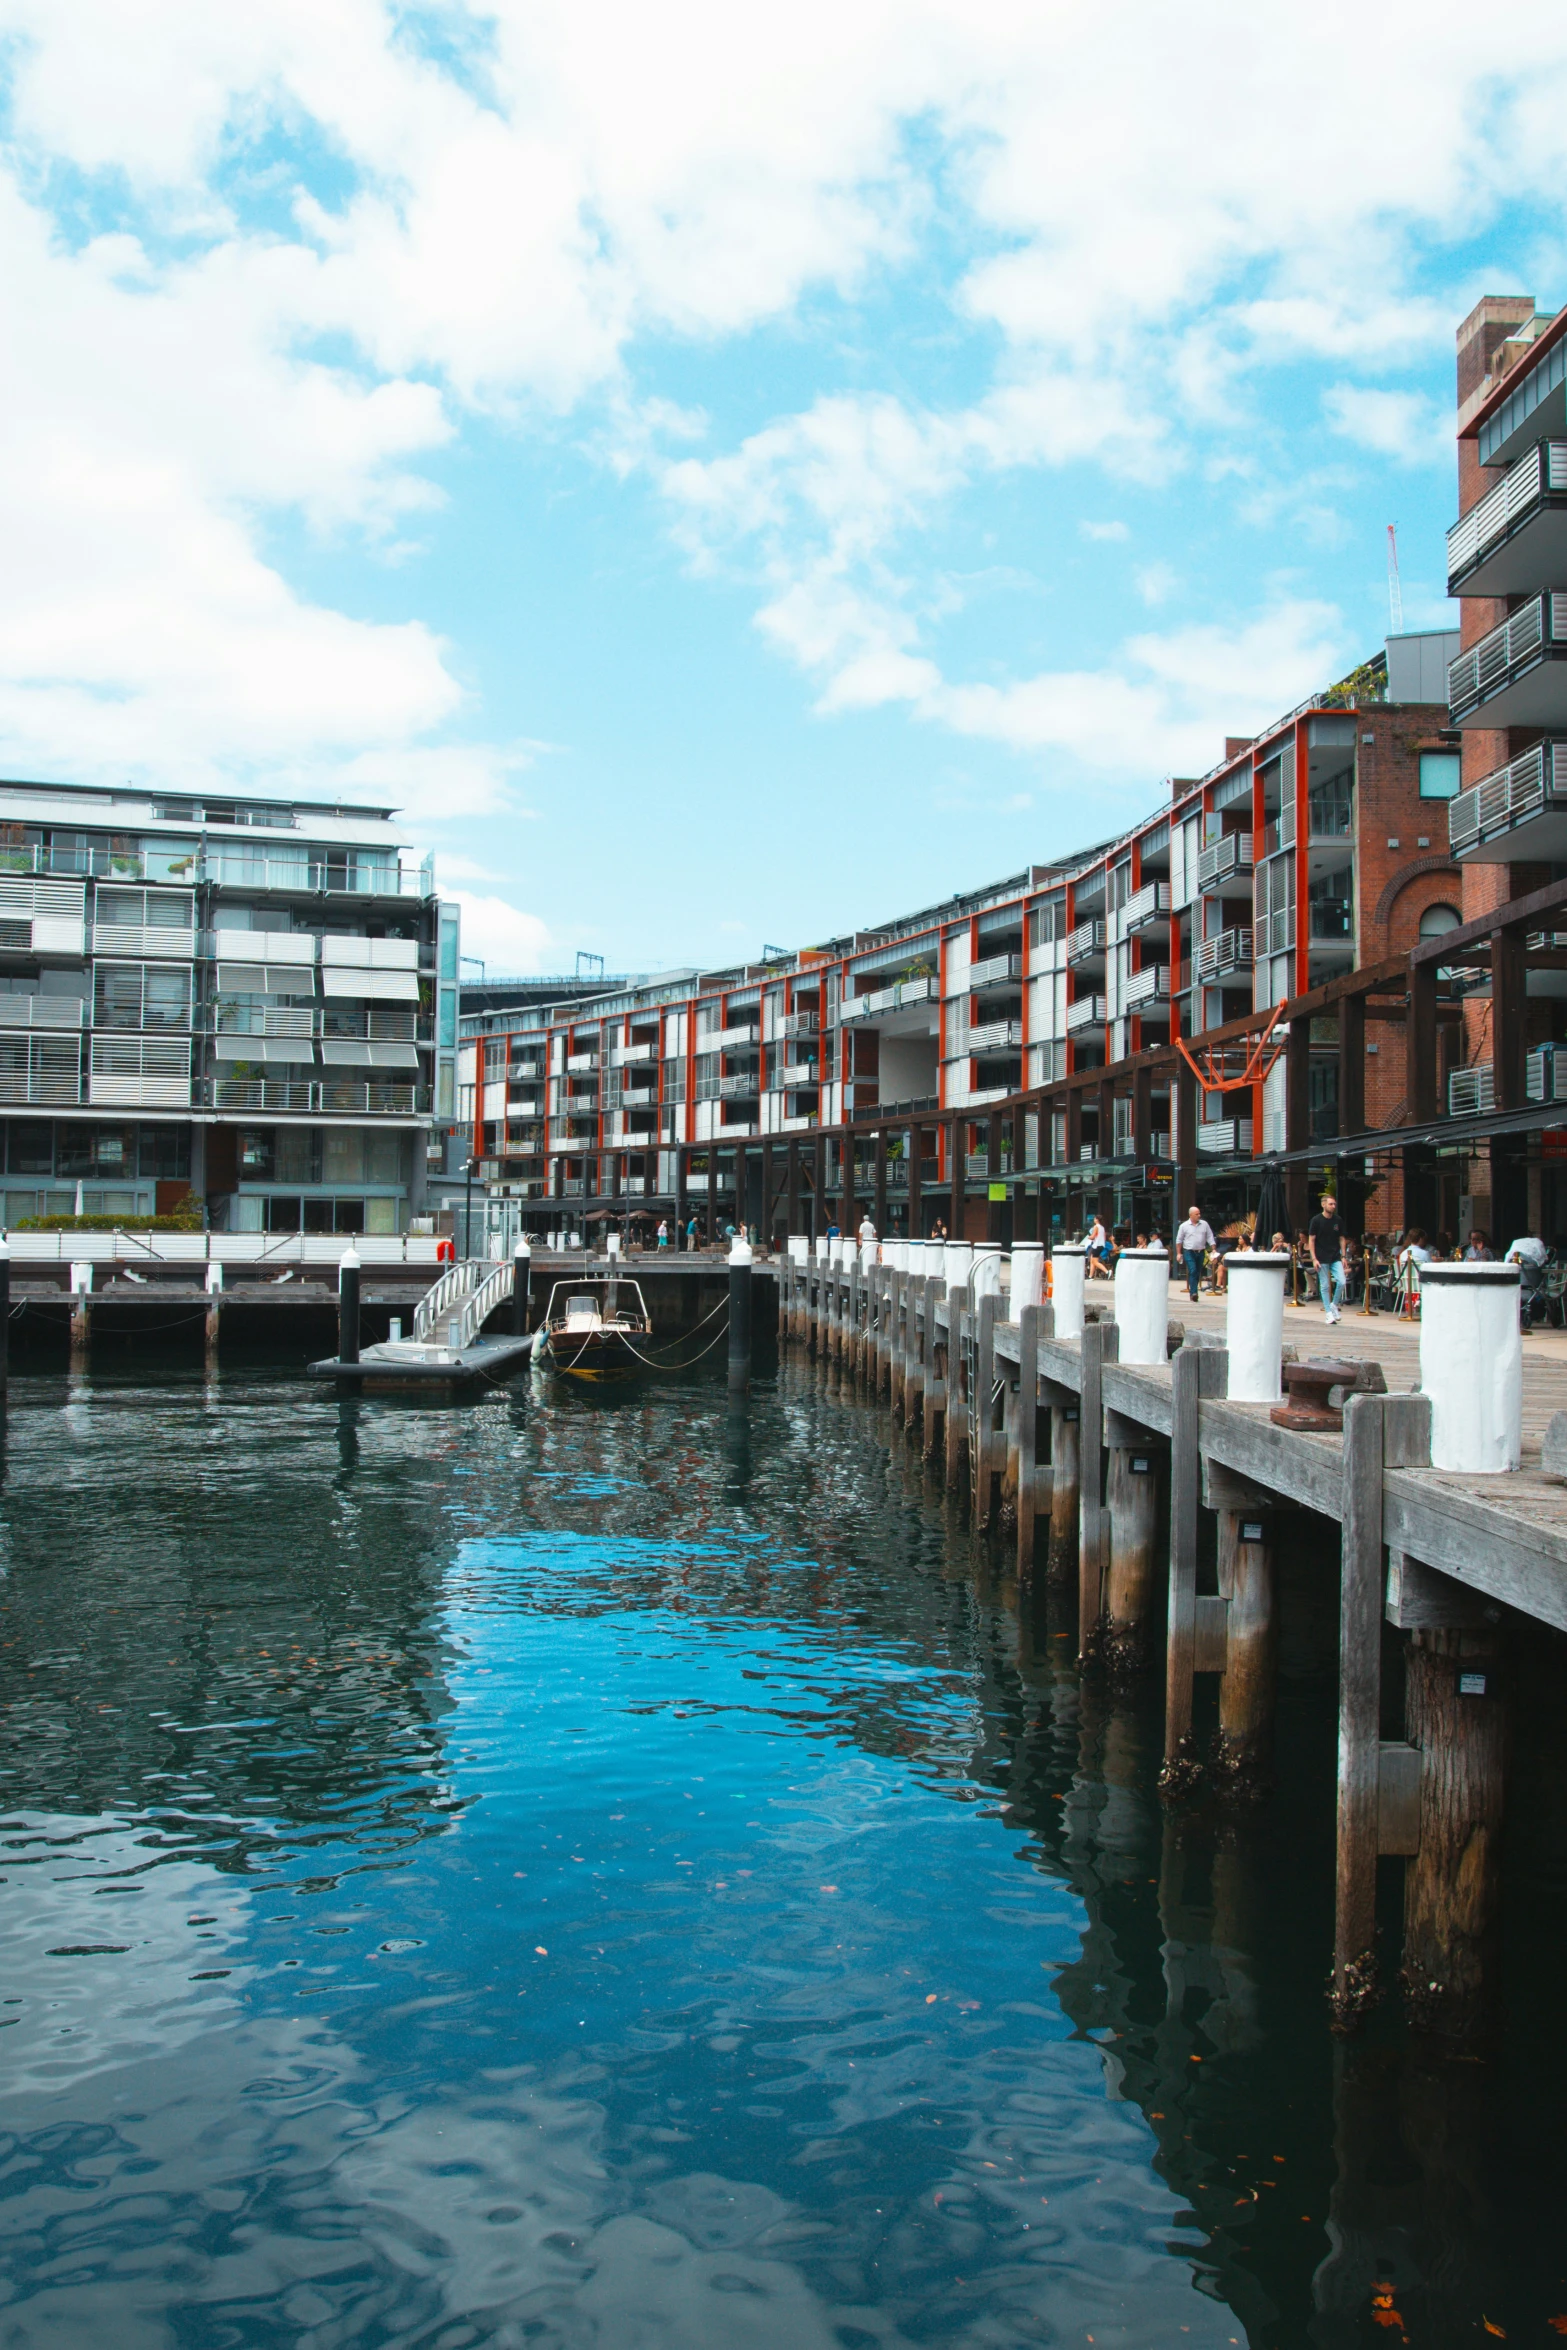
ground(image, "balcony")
xmin=0 ymin=876 xmax=88 ymax=957
xmin=1064 ymin=993 xmax=1107 ymax=1035
xmin=1307 ymin=896 xmax=1354 ymax=945
xmin=715 ymin=1021 xmax=759 ymax=1048
xmin=216 ymin=1003 xmax=317 ymax=1040
xmin=607 ymin=1041 xmax=655 ymax=1067
xmin=1449 ymin=593 xmax=1567 ymax=728
xmin=1122 ymin=963 xmax=1171 ymax=1009
xmin=212 ymin=1077 xmax=316 ymax=1112
xmin=1197 ymin=1117 xmax=1254 ymax=1156
xmin=776 ymin=1061 xmax=817 ymax=1087
xmin=1194 ymin=927 xmax=1253 ymax=982
xmin=1196 ymin=833 xmax=1254 ymax=892
xmin=89 ymin=1035 xmax=191 ymax=1108
xmin=1447 ymin=439 xmax=1567 ymax=596
xmin=968 ymin=951 xmax=1023 ymax=989
xmin=968 ymin=1016 xmax=1023 ymax=1050
xmin=1065 ymin=920 xmax=1107 ymax=967
xmin=0 ymin=1034 xmax=82 ymax=1104
xmin=621 ymin=1084 xmax=656 ymax=1107
xmin=1450 ymin=739 xmax=1567 ymax=861
xmin=780 ymin=1009 xmax=819 ymax=1039
xmin=566 ymin=1050 xmax=599 ymax=1071
xmin=1120 ymin=880 xmax=1171 ymax=936
xmin=0 ymin=993 xmax=85 ymax=1030
xmin=778 ymin=1112 xmax=818 ymax=1131
xmin=719 ymin=1072 xmax=759 ymax=1098
xmin=507 ymin=1093 xmax=544 ymax=1117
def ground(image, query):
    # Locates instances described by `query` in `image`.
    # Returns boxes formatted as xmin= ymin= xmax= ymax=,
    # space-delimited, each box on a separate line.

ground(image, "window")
xmin=1419 ymin=903 xmax=1461 ymax=938
xmin=94 ymin=963 xmax=192 ymax=1031
xmin=1420 ymin=753 xmax=1461 ymax=800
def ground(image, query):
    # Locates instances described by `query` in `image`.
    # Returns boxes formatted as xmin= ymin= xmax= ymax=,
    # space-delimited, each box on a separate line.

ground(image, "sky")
xmin=3 ymin=2 xmax=1567 ymax=978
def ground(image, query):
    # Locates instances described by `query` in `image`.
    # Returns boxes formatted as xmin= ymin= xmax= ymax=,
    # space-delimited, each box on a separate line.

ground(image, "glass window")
xmin=274 ymin=1128 xmax=317 ymax=1185
xmin=1420 ymin=753 xmax=1461 ymax=800
xmin=323 ymin=1129 xmax=364 ymax=1184
xmin=365 ymin=1131 xmax=402 ymax=1185
xmin=267 ymin=1195 xmax=303 ymax=1232
xmin=142 ymin=841 xmax=199 ymax=884
xmin=366 ymin=1194 xmax=398 ymax=1235
xmin=334 ymin=1197 xmax=366 ymax=1233
xmin=303 ymin=1196 xmax=335 ymax=1232
xmin=143 ymin=967 xmax=192 ymax=1028
xmin=138 ymin=1125 xmax=191 ymax=1180
xmin=6 ymin=1122 xmax=52 ymax=1175
xmin=1419 ymin=903 xmax=1461 ymax=937
xmin=239 ymin=1130 xmax=275 ymax=1181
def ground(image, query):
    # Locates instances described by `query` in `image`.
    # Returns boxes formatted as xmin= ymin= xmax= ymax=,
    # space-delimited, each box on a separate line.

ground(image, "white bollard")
xmin=1051 ymin=1244 xmax=1089 ymax=1340
xmin=971 ymin=1248 xmax=1005 ymax=1303
xmin=790 ymin=1234 xmax=808 ymax=1265
xmin=1113 ymin=1245 xmax=1170 ymax=1365
xmin=943 ymin=1242 xmax=974 ymax=1288
xmin=1010 ymin=1242 xmax=1045 ymax=1317
xmin=607 ymin=1234 xmax=621 ymax=1260
xmin=70 ymin=1259 xmax=94 ymax=1295
xmin=1224 ymin=1252 xmax=1291 ymax=1402
xmin=814 ymin=1234 xmax=829 ymax=1263
xmin=860 ymin=1240 xmax=878 ymax=1272
xmin=1419 ymin=1264 xmax=1523 ymax=1473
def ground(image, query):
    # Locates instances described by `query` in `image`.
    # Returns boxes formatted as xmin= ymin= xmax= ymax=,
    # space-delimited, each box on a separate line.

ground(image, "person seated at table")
xmin=1464 ymin=1227 xmax=1495 ymax=1262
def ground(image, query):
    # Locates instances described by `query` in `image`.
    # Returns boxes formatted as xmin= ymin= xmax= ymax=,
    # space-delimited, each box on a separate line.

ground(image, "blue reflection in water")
xmin=0 ymin=1370 xmax=1235 ymax=2344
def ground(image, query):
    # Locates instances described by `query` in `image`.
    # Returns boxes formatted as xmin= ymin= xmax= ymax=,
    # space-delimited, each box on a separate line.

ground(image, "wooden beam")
xmin=1332 ymin=1391 xmax=1384 ymax=2030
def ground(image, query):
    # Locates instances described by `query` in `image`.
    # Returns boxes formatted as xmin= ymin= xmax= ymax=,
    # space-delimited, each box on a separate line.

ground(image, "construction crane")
xmin=1386 ymin=523 xmax=1403 ymax=634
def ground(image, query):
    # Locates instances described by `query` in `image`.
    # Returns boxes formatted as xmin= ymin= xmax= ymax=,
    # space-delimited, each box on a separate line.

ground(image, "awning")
xmin=318 ymin=1037 xmax=421 ymax=1068
xmin=321 ymin=968 xmax=420 ymax=1001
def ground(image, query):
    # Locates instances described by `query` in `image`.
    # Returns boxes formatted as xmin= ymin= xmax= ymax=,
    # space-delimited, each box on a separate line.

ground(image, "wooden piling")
xmin=1160 ymin=1340 xmax=1227 ymax=1800
xmin=922 ymin=1278 xmax=946 ymax=1461
xmin=204 ymin=1297 xmax=222 ymax=1375
xmin=70 ymin=1294 xmax=91 ymax=1373
xmin=974 ymin=1291 xmax=999 ymax=1529
xmin=1104 ymin=1426 xmax=1164 ymax=1675
xmin=1213 ymin=1505 xmax=1276 ymax=1797
xmin=1015 ymin=1303 xmax=1040 ymax=1583
xmin=1401 ymin=1623 xmax=1506 ymax=2039
xmin=1332 ymin=1390 xmax=1385 ymax=2029
xmin=944 ymin=1284 xmax=970 ymax=1495
xmin=1077 ymin=1318 xmax=1117 ymax=1660
xmin=1046 ymin=1400 xmax=1080 ymax=1583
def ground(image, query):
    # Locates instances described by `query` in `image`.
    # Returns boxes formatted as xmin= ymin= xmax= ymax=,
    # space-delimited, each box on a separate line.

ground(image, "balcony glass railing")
xmin=1307 ymin=898 xmax=1354 ymax=942
xmin=1449 ymin=592 xmax=1567 ymax=719
xmin=1446 ymin=440 xmax=1567 ymax=590
xmin=1450 ymin=740 xmax=1567 ymax=855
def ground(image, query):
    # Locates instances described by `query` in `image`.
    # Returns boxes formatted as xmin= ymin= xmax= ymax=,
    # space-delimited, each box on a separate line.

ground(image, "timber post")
xmin=1160 ymin=1338 xmax=1227 ymax=1799
xmin=974 ymin=1289 xmax=999 ymax=1530
xmin=1331 ymin=1389 xmax=1384 ymax=2029
xmin=922 ymin=1278 xmax=946 ymax=1462
xmin=1103 ymin=1411 xmax=1165 ymax=1676
xmin=1015 ymin=1302 xmax=1040 ymax=1583
xmin=1076 ymin=1317 xmax=1117 ymax=1660
xmin=944 ymin=1284 xmax=970 ymax=1495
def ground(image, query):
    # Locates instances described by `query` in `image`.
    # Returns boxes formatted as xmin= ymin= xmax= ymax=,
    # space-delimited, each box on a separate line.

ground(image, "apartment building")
xmin=463 ymin=635 xmax=1456 ymax=1245
xmin=0 ymin=780 xmax=458 ymax=1232
xmin=1444 ymin=291 xmax=1567 ymax=1242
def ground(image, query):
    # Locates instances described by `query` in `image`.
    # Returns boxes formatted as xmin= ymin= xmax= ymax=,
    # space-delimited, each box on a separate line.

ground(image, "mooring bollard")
xmin=513 ymin=1239 xmax=532 ymax=1335
xmin=1418 ymin=1263 xmax=1522 ymax=1472
xmin=1051 ymin=1243 xmax=1089 ymax=1341
xmin=69 ymin=1259 xmax=93 ymax=1372
xmin=728 ymin=1233 xmax=753 ymax=1394
xmin=1010 ymin=1242 xmax=1044 ymax=1319
xmin=1113 ymin=1244 xmax=1168 ymax=1365
xmin=338 ymin=1246 xmax=361 ymax=1367
xmin=1225 ymin=1251 xmax=1290 ymax=1402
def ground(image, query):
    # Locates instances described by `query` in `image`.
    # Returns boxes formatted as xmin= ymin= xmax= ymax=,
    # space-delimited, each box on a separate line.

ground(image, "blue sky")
xmin=2 ymin=2 xmax=1567 ymax=974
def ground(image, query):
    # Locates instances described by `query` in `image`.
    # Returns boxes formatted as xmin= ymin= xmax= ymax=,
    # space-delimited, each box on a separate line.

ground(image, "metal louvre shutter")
xmin=320 ymin=968 xmax=420 ymax=1000
xmin=89 ymin=1035 xmax=191 ymax=1106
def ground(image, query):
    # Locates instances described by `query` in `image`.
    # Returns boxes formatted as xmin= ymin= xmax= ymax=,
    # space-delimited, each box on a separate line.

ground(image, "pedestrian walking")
xmin=1174 ymin=1203 xmax=1215 ymax=1303
xmin=1309 ymin=1190 xmax=1346 ymax=1322
xmin=656 ymin=1218 xmax=669 ymax=1250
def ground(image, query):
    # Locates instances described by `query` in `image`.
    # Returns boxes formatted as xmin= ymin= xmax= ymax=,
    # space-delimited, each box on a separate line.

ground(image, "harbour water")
xmin=2 ymin=1358 xmax=1566 ymax=2347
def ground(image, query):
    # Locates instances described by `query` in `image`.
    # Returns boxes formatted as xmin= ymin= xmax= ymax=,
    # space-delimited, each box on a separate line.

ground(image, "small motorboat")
xmin=535 ymin=1276 xmax=652 ymax=1382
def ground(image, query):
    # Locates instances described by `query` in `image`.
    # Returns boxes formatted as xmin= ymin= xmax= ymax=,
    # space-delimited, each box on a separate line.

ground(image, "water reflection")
xmin=0 ymin=1364 xmax=1563 ymax=2345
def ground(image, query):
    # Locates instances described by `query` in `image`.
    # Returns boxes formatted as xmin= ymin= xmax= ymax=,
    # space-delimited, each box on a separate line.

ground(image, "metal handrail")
xmin=413 ymin=1256 xmax=489 ymax=1340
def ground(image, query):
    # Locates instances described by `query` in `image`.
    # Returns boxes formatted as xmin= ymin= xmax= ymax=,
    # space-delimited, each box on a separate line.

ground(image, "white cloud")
xmin=440 ymin=888 xmax=554 ymax=974
xmin=1322 ymin=384 xmax=1455 ymax=469
xmin=1 ymin=0 xmax=1566 ymax=812
xmin=1135 ymin=561 xmax=1179 ymax=608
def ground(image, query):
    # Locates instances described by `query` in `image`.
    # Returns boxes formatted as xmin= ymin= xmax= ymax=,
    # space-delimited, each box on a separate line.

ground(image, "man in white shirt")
xmin=1174 ymin=1205 xmax=1215 ymax=1302
xmin=858 ymin=1212 xmax=877 ymax=1246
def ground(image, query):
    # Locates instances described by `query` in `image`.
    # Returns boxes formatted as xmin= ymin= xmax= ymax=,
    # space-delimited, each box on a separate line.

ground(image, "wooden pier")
xmin=779 ymin=1248 xmax=1567 ymax=2038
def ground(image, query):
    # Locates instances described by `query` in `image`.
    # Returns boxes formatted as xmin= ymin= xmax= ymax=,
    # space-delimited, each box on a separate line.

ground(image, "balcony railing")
xmin=847 ymin=973 xmax=936 ymax=1017
xmin=715 ymin=1021 xmax=759 ymax=1048
xmin=778 ymin=1112 xmax=818 ymax=1130
xmin=1307 ymin=897 xmax=1354 ymax=943
xmin=1197 ymin=1116 xmax=1254 ymax=1155
xmin=566 ymin=1050 xmax=598 ymax=1070
xmin=968 ymin=951 xmax=1023 ymax=989
xmin=608 ymin=1042 xmax=655 ymax=1066
xmin=507 ymin=1093 xmax=544 ymax=1116
xmin=1120 ymin=880 xmax=1170 ymax=935
xmin=1122 ymin=962 xmax=1171 ymax=1008
xmin=1450 ymin=739 xmax=1567 ymax=858
xmin=621 ymin=1084 xmax=656 ymax=1107
xmin=1447 ymin=440 xmax=1567 ymax=593
xmin=1065 ymin=993 xmax=1107 ymax=1033
xmin=0 ymin=994 xmax=85 ymax=1030
xmin=1064 ymin=920 xmax=1107 ymax=966
xmin=779 ymin=1009 xmax=819 ymax=1038
xmin=1194 ymin=927 xmax=1253 ymax=981
xmin=211 ymin=1078 xmax=316 ymax=1112
xmin=718 ymin=1072 xmax=759 ymax=1098
xmin=969 ymin=1017 xmax=1024 ymax=1050
xmin=1449 ymin=592 xmax=1567 ymax=724
xmin=215 ymin=1004 xmax=316 ymax=1039
xmin=1196 ymin=832 xmax=1254 ymax=891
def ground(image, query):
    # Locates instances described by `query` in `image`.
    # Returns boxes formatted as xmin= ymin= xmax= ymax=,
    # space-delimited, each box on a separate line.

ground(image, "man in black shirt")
xmin=1308 ymin=1191 xmax=1345 ymax=1323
